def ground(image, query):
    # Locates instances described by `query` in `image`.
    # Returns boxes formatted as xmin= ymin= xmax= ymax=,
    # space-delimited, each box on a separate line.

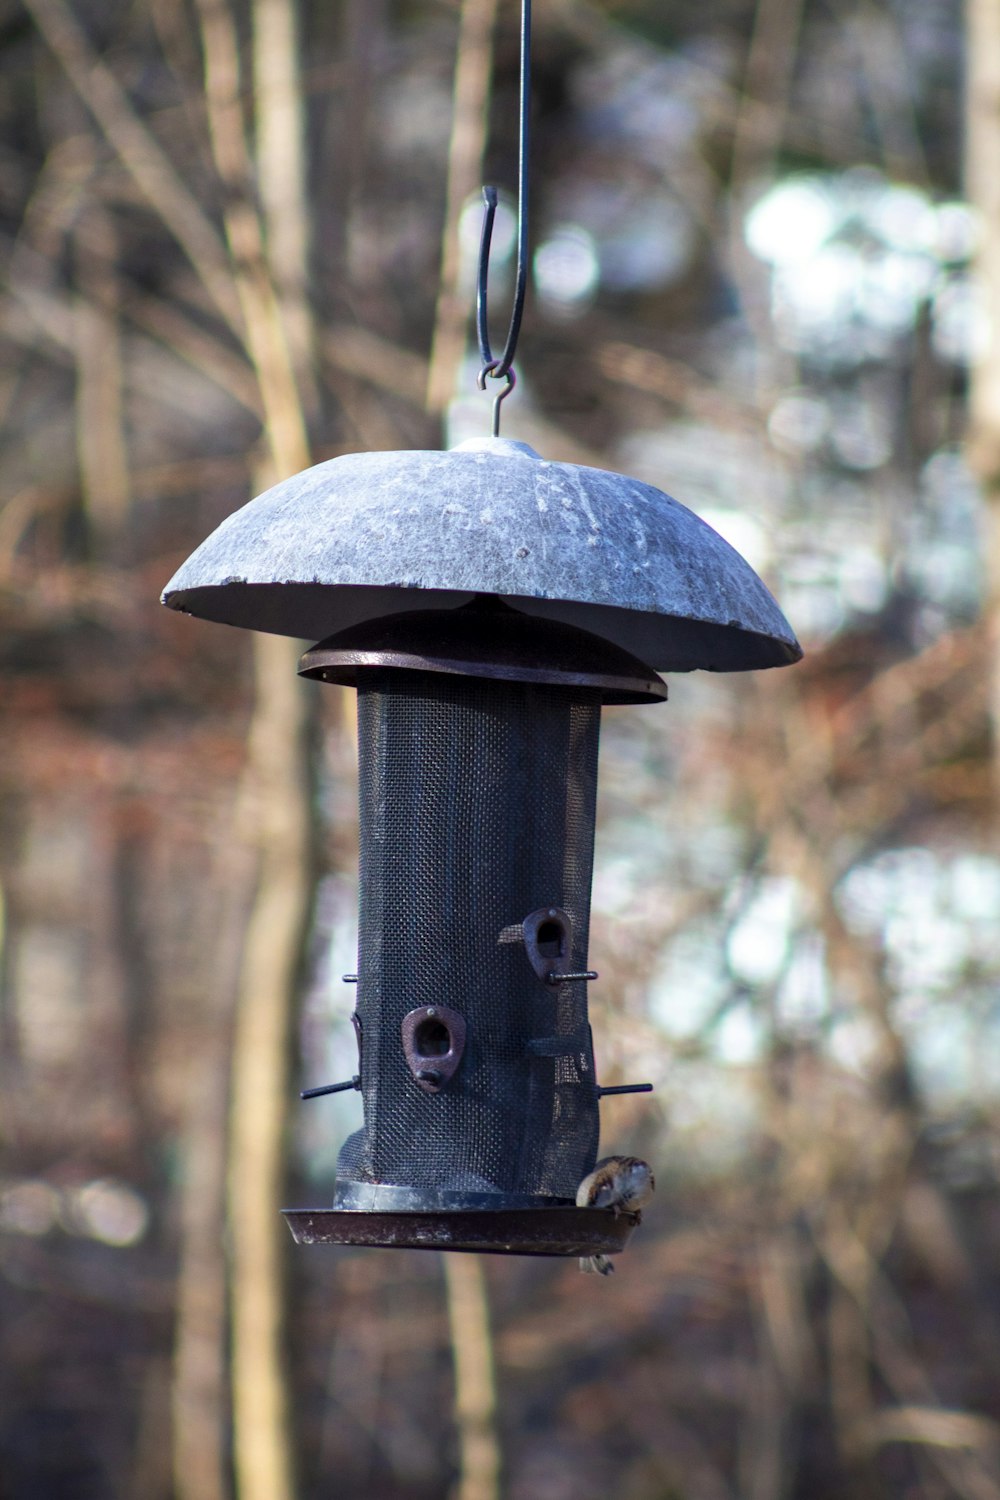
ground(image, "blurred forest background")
xmin=3 ymin=0 xmax=1000 ymax=1497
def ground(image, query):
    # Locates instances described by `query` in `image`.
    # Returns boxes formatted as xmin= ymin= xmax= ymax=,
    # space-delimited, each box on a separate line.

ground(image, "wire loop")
xmin=475 ymin=0 xmax=531 ymax=429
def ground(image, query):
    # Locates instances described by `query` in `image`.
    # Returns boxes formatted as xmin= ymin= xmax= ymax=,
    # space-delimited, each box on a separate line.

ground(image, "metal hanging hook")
xmin=476 ymin=0 xmax=531 ymax=431
xmin=477 ymin=361 xmax=516 ymax=437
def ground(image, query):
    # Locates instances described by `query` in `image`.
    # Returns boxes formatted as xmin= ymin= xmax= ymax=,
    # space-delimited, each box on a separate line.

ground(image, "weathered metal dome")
xmin=162 ymin=436 xmax=800 ymax=672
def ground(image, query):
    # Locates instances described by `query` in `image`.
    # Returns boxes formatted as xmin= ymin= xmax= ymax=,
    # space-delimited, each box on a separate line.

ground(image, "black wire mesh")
xmin=335 ymin=667 xmax=601 ymax=1207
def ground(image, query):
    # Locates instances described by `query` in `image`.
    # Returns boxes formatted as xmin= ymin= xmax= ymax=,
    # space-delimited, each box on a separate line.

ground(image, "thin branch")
xmin=596 ymin=339 xmax=767 ymax=434
xmin=3 ymin=264 xmax=261 ymax=424
xmin=24 ymin=0 xmax=244 ymax=337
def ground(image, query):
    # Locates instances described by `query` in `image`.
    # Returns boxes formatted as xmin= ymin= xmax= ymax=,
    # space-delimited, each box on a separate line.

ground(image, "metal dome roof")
xmin=161 ymin=436 xmax=800 ymax=672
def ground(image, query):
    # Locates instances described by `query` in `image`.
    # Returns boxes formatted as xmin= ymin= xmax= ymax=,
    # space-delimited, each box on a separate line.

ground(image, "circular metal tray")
xmin=282 ymin=1205 xmax=639 ymax=1257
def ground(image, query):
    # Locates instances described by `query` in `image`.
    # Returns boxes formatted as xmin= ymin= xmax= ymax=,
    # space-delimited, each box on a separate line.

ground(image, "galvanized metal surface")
xmin=282 ymin=1205 xmax=639 ymax=1256
xmin=162 ymin=437 xmax=801 ymax=672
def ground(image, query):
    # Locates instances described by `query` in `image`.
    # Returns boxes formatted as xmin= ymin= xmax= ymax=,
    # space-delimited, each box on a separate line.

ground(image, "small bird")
xmin=575 ymin=1155 xmax=655 ymax=1276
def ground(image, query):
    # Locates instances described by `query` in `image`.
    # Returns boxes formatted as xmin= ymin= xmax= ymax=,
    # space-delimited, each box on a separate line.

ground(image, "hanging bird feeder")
xmin=161 ymin=0 xmax=800 ymax=1263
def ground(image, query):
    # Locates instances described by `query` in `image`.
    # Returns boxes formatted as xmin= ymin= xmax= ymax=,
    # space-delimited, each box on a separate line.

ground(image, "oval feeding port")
xmin=414 ymin=1017 xmax=450 ymax=1056
xmin=521 ymin=906 xmax=571 ymax=983
xmin=401 ymin=1006 xmax=467 ymax=1093
xmin=536 ymin=919 xmax=563 ymax=957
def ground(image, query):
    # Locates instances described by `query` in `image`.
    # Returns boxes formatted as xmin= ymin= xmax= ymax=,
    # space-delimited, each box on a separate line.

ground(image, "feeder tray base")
xmin=282 ymin=1206 xmax=639 ymax=1257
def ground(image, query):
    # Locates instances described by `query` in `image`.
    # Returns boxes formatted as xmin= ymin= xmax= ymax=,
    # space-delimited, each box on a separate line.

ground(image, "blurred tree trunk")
xmin=964 ymin=0 xmax=1000 ymax=789
xmin=445 ymin=1254 xmax=501 ymax=1500
xmin=253 ymin=0 xmax=315 ymax=404
xmin=730 ymin=0 xmax=803 ymax=190
xmin=172 ymin=951 xmax=234 ymax=1500
xmin=227 ymin=630 xmax=313 ymax=1500
xmin=72 ymin=199 xmax=130 ymax=544
xmin=192 ymin=3 xmax=316 ymax=1500
xmin=426 ymin=0 xmax=499 ymax=414
xmin=727 ymin=0 xmax=804 ymax=369
xmin=429 ymin=7 xmax=502 ymax=1500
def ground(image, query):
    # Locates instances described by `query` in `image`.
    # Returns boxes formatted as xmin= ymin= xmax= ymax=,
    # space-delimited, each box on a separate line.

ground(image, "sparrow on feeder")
xmin=576 ymin=1156 xmax=655 ymax=1275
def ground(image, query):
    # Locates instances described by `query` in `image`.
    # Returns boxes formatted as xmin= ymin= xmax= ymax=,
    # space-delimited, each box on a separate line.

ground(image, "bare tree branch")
xmin=24 ymin=0 xmax=244 ymax=336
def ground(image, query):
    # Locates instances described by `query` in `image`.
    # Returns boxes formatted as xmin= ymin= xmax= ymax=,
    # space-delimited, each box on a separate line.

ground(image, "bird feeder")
xmin=162 ymin=434 xmax=800 ymax=1259
xmin=163 ymin=0 xmax=800 ymax=1263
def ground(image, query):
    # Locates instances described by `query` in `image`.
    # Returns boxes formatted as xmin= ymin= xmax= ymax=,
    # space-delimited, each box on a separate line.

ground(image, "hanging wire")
xmin=476 ymin=0 xmax=531 ymax=433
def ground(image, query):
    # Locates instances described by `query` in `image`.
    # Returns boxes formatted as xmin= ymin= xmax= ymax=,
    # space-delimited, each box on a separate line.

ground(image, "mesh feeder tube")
xmin=162 ymin=436 xmax=801 ymax=1256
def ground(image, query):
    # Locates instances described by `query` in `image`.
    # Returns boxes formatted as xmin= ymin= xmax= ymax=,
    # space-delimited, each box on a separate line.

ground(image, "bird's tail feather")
xmin=579 ymin=1253 xmax=614 ymax=1275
